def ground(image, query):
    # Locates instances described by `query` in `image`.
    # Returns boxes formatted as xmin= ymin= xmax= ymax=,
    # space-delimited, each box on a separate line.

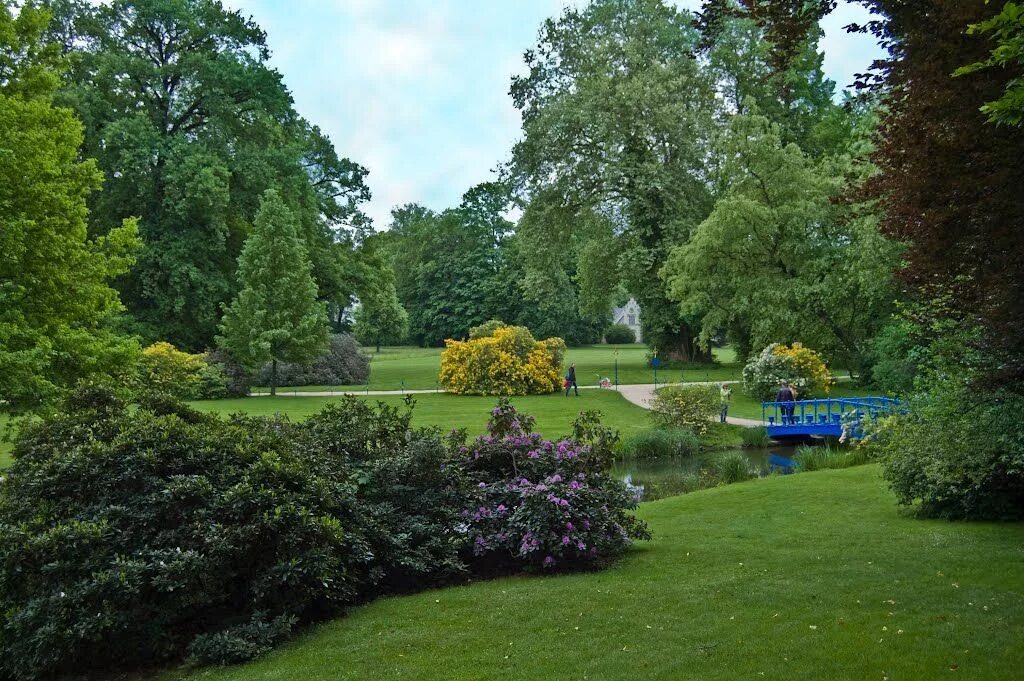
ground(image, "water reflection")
xmin=611 ymin=447 xmax=798 ymax=502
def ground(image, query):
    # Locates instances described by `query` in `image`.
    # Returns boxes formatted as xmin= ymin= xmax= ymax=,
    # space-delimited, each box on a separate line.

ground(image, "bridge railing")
xmin=761 ymin=397 xmax=902 ymax=429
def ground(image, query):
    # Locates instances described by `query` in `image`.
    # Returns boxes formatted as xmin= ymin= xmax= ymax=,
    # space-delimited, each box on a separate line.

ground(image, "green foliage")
xmin=469 ymin=319 xmax=507 ymax=340
xmin=712 ymin=452 xmax=755 ymax=485
xmin=254 ymin=334 xmax=370 ymax=387
xmin=49 ymin=0 xmax=370 ymax=349
xmin=793 ymin=445 xmax=870 ymax=472
xmin=0 ymin=4 xmax=141 ymax=411
xmin=604 ymin=324 xmax=636 ymax=345
xmin=870 ymin=380 xmax=1024 ymax=520
xmin=956 ymin=1 xmax=1024 ymax=127
xmin=740 ymin=427 xmax=772 ymax=448
xmin=869 ymin=319 xmax=922 ymax=395
xmin=619 ymin=428 xmax=699 ymax=459
xmin=509 ymin=0 xmax=717 ymax=361
xmin=662 ymin=110 xmax=899 ymax=374
xmin=352 ymin=244 xmax=408 ymax=350
xmin=218 ymin=189 xmax=328 ymax=395
xmin=204 ymin=349 xmax=252 ymax=398
xmin=650 ymin=385 xmax=719 ymax=435
xmin=0 ymin=388 xmax=470 ymax=677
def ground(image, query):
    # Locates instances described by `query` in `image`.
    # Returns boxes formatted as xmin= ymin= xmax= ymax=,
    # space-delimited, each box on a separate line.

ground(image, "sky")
xmin=221 ymin=0 xmax=885 ymax=228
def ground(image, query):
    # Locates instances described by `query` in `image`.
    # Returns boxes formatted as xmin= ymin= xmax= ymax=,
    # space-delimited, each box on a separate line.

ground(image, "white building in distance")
xmin=610 ymin=298 xmax=642 ymax=343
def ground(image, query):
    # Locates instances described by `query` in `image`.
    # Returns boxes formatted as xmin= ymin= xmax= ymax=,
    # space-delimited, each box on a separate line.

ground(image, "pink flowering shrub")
xmin=459 ymin=401 xmax=650 ymax=571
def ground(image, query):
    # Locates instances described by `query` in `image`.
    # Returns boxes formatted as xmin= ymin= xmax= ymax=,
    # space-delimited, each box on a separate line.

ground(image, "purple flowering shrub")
xmin=460 ymin=401 xmax=649 ymax=571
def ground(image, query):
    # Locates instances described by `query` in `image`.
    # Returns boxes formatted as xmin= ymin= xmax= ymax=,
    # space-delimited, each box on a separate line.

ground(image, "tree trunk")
xmin=270 ymin=358 xmax=277 ymax=396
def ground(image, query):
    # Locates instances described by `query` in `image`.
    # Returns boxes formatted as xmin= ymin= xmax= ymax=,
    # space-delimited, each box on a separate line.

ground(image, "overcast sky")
xmin=221 ymin=0 xmax=885 ymax=228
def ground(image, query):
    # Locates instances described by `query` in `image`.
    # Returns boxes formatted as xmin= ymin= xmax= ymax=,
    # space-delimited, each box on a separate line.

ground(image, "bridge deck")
xmin=761 ymin=397 xmax=900 ymax=440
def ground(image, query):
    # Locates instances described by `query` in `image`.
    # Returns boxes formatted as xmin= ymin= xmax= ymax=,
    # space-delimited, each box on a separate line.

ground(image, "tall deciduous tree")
xmin=217 ymin=189 xmax=327 ymax=395
xmin=0 ymin=3 xmax=140 ymax=411
xmin=662 ymin=110 xmax=900 ymax=373
xmin=48 ymin=0 xmax=369 ymax=350
xmin=353 ymin=243 xmax=408 ymax=352
xmin=509 ymin=0 xmax=718 ymax=361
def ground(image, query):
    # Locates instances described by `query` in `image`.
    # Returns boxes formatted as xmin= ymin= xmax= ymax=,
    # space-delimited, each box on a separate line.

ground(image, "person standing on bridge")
xmin=564 ymin=363 xmax=579 ymax=397
xmin=776 ymin=381 xmax=796 ymax=424
xmin=719 ymin=383 xmax=732 ymax=423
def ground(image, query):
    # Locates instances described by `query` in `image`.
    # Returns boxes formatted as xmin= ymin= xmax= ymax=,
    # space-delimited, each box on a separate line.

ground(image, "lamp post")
xmin=651 ymin=348 xmax=660 ymax=389
xmin=614 ymin=349 xmax=619 ymax=390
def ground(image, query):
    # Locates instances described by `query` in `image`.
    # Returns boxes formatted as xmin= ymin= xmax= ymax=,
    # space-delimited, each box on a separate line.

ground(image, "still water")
xmin=610 ymin=447 xmax=799 ymax=501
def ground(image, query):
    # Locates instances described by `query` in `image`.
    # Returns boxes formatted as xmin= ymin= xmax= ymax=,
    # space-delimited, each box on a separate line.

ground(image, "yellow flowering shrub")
xmin=139 ymin=341 xmax=207 ymax=398
xmin=439 ymin=324 xmax=564 ymax=395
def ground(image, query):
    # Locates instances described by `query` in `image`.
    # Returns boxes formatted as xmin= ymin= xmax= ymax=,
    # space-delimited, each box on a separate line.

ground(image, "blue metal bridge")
xmin=761 ymin=397 xmax=902 ymax=440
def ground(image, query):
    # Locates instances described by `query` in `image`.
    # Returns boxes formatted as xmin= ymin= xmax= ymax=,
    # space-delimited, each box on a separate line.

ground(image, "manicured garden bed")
xmin=163 ymin=465 xmax=1024 ymax=680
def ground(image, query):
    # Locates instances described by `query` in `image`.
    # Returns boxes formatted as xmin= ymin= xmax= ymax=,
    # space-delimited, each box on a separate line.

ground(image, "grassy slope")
xmin=254 ymin=345 xmax=743 ymax=392
xmin=193 ymin=390 xmax=656 ymax=441
xmin=167 ymin=466 xmax=1024 ymax=681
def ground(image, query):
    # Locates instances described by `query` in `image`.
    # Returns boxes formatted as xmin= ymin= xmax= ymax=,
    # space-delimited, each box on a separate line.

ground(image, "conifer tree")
xmin=218 ymin=190 xmax=328 ymax=395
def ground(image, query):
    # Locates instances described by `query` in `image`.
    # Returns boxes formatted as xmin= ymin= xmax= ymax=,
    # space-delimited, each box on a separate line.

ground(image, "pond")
xmin=611 ymin=446 xmax=800 ymax=501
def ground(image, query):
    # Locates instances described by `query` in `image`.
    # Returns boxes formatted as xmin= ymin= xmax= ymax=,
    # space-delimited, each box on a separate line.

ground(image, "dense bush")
xmin=0 ymin=388 xmax=464 ymax=678
xmin=619 ymin=428 xmax=699 ymax=459
xmin=439 ymin=325 xmax=565 ymax=395
xmin=869 ymin=320 xmax=921 ymax=395
xmin=205 ymin=349 xmax=253 ymax=397
xmin=255 ymin=333 xmax=370 ymax=387
xmin=650 ymin=385 xmax=718 ymax=435
xmin=742 ymin=342 xmax=834 ymax=400
xmin=139 ymin=341 xmax=207 ymax=399
xmin=456 ymin=401 xmax=650 ymax=571
xmin=868 ymin=381 xmax=1024 ymax=520
xmin=469 ymin=319 xmax=506 ymax=339
xmin=604 ymin=324 xmax=636 ymax=344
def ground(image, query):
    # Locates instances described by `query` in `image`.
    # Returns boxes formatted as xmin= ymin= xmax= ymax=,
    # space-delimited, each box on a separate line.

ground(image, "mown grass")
xmin=165 ymin=465 xmax=1024 ymax=681
xmin=254 ymin=345 xmax=743 ymax=392
xmin=193 ymin=390 xmax=656 ymax=441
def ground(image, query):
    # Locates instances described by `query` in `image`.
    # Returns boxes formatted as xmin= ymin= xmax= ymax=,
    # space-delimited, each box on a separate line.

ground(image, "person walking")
xmin=564 ymin=363 xmax=578 ymax=397
xmin=776 ymin=381 xmax=795 ymax=424
xmin=719 ymin=383 xmax=732 ymax=423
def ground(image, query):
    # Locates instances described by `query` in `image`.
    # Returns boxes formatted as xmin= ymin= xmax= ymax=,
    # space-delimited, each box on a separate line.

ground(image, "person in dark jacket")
xmin=776 ymin=381 xmax=795 ymax=424
xmin=565 ymin=363 xmax=578 ymax=397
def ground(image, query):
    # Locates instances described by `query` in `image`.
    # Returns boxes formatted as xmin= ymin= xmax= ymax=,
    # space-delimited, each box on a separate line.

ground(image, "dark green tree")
xmin=353 ymin=242 xmax=408 ymax=352
xmin=0 ymin=3 xmax=141 ymax=411
xmin=217 ymin=190 xmax=328 ymax=395
xmin=47 ymin=0 xmax=369 ymax=349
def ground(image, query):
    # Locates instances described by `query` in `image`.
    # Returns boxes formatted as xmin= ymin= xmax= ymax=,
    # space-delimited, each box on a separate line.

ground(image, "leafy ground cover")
xmin=192 ymin=390 xmax=655 ymax=441
xmin=164 ymin=465 xmax=1024 ymax=680
xmin=252 ymin=345 xmax=743 ymax=392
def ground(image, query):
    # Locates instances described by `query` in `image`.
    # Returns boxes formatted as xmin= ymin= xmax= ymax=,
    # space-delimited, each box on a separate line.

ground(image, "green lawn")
xmin=253 ymin=345 xmax=743 ymax=393
xmin=193 ymin=389 xmax=656 ymax=441
xmin=165 ymin=465 xmax=1024 ymax=680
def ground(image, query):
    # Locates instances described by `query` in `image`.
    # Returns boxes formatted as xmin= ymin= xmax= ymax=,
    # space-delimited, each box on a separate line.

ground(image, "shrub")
xmin=650 ymin=385 xmax=718 ymax=435
xmin=439 ymin=325 xmax=563 ymax=395
xmin=742 ymin=342 xmax=834 ymax=400
xmin=712 ymin=452 xmax=755 ymax=484
xmin=139 ymin=341 xmax=206 ymax=399
xmin=204 ymin=349 xmax=253 ymax=397
xmin=604 ymin=324 xmax=636 ymax=344
xmin=868 ymin=380 xmax=1024 ymax=520
xmin=0 ymin=388 xmax=465 ymax=678
xmin=457 ymin=401 xmax=650 ymax=571
xmin=740 ymin=427 xmax=772 ymax=448
xmin=869 ymin=320 xmax=922 ymax=395
xmin=619 ymin=428 xmax=699 ymax=459
xmin=255 ymin=333 xmax=370 ymax=387
xmin=469 ymin=319 xmax=507 ymax=339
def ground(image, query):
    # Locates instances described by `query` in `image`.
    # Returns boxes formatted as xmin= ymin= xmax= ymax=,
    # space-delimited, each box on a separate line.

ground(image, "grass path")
xmin=166 ymin=465 xmax=1024 ymax=680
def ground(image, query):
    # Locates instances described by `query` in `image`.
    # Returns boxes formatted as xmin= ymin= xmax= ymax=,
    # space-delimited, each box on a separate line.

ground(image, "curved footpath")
xmin=253 ymin=380 xmax=764 ymax=428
